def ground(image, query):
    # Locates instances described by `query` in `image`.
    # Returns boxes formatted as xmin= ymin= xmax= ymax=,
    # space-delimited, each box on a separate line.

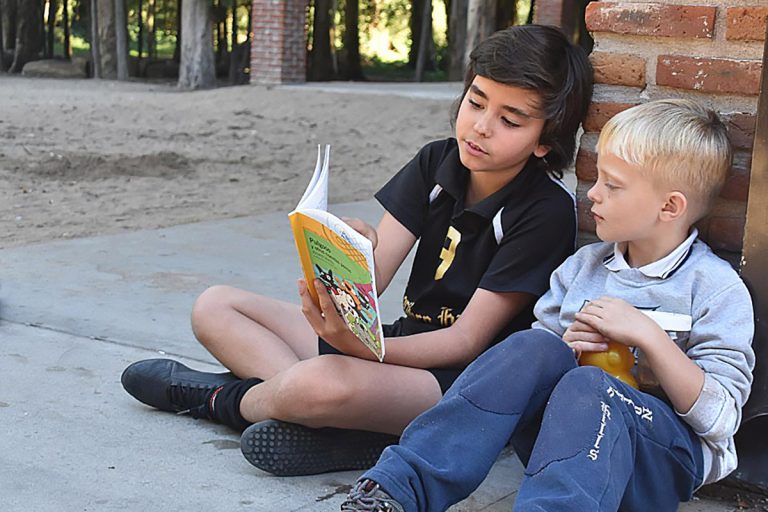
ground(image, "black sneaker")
xmin=120 ymin=358 xmax=238 ymax=414
xmin=240 ymin=419 xmax=398 ymax=476
xmin=341 ymin=479 xmax=405 ymax=512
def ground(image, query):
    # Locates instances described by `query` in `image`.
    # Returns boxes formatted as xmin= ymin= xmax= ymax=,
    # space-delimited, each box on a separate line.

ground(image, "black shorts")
xmin=317 ymin=316 xmax=464 ymax=394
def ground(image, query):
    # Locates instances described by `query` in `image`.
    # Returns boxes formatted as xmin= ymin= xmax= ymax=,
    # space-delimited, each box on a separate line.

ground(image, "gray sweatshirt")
xmin=532 ymin=238 xmax=755 ymax=484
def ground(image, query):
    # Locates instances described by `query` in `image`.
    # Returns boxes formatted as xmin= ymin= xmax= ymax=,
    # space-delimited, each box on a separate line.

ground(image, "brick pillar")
xmin=250 ymin=0 xmax=308 ymax=84
xmin=577 ymin=1 xmax=766 ymax=260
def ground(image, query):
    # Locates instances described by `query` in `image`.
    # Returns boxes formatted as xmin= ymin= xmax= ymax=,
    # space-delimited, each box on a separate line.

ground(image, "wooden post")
xmin=730 ymin=24 xmax=768 ymax=493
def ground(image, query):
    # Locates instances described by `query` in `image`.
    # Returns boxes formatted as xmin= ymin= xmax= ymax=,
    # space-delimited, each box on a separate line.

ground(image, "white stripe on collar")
xmin=604 ymin=228 xmax=699 ymax=278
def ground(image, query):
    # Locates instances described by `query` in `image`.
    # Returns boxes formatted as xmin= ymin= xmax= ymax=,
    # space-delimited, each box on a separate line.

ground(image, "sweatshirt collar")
xmin=603 ymin=229 xmax=699 ymax=279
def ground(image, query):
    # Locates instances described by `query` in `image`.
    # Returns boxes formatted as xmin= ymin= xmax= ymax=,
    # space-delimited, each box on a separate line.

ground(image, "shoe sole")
xmin=240 ymin=420 xmax=398 ymax=476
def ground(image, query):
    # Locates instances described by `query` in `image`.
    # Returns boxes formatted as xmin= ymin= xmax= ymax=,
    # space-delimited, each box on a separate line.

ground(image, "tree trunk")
xmin=408 ymin=0 xmax=423 ymax=67
xmin=496 ymin=0 xmax=515 ymax=29
xmin=0 ymin=0 xmax=6 ymax=71
xmin=114 ymin=0 xmax=128 ymax=79
xmin=62 ymin=0 xmax=69 ymax=57
xmin=230 ymin=0 xmax=236 ymax=48
xmin=137 ymin=0 xmax=143 ymax=60
xmin=172 ymin=0 xmax=180 ymax=61
xmin=178 ymin=0 xmax=214 ymax=89
xmin=342 ymin=0 xmax=362 ymax=80
xmin=2 ymin=0 xmax=17 ymax=54
xmin=45 ymin=0 xmax=55 ymax=57
xmin=97 ymin=0 xmax=116 ymax=77
xmin=90 ymin=0 xmax=102 ymax=77
xmin=308 ymin=0 xmax=333 ymax=81
xmin=147 ymin=0 xmax=155 ymax=59
xmin=9 ymin=0 xmax=43 ymax=72
xmin=465 ymin=0 xmax=495 ymax=66
xmin=447 ymin=0 xmax=467 ymax=80
xmin=414 ymin=0 xmax=431 ymax=82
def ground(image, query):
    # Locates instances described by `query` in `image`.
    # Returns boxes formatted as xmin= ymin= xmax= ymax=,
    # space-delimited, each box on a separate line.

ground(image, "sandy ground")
xmin=0 ymin=76 xmax=455 ymax=248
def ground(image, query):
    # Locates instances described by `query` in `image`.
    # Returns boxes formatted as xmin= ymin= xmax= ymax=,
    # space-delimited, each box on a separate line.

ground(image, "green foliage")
xmin=327 ymin=0 xmax=447 ymax=65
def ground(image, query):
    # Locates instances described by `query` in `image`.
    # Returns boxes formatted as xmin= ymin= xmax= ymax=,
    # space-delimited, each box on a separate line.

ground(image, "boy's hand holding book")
xmin=298 ymin=277 xmax=379 ymax=361
xmin=340 ymin=217 xmax=379 ymax=250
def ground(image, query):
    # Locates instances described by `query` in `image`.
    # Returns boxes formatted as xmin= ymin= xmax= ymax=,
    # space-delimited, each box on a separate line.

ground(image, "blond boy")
xmin=341 ymin=99 xmax=755 ymax=512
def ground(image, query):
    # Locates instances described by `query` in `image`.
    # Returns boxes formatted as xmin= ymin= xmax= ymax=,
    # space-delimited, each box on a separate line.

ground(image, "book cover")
xmin=288 ymin=145 xmax=385 ymax=361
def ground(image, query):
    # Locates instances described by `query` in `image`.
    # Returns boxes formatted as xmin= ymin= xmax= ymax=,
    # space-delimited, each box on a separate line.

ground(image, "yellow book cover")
xmin=289 ymin=145 xmax=385 ymax=361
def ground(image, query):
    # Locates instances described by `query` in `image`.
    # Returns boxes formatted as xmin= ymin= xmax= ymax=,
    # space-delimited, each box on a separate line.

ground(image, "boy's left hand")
xmin=298 ymin=278 xmax=371 ymax=359
xmin=574 ymin=297 xmax=665 ymax=349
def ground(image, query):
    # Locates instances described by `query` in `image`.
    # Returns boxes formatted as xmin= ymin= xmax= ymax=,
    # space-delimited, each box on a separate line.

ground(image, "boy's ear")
xmin=533 ymin=144 xmax=551 ymax=158
xmin=660 ymin=191 xmax=688 ymax=222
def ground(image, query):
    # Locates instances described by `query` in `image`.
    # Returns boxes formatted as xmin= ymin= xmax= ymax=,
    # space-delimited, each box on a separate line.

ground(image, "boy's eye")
xmin=605 ymin=182 xmax=619 ymax=191
xmin=501 ymin=117 xmax=521 ymax=128
xmin=468 ymin=99 xmax=483 ymax=109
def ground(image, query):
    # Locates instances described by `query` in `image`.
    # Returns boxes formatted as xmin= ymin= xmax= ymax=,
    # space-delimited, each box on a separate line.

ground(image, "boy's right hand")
xmin=562 ymin=319 xmax=609 ymax=357
xmin=341 ymin=217 xmax=378 ymax=250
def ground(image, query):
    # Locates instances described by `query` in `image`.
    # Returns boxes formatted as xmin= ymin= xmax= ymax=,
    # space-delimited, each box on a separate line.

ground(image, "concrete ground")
xmin=0 ymin=195 xmax=742 ymax=511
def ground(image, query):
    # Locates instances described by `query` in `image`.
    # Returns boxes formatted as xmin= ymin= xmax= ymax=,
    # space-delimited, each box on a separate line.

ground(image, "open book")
xmin=288 ymin=145 xmax=385 ymax=362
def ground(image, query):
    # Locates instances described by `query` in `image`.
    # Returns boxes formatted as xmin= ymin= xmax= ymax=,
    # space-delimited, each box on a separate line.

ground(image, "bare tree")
xmin=0 ymin=0 xmax=6 ymax=71
xmin=414 ymin=0 xmax=432 ymax=82
xmin=465 ymin=0 xmax=496 ymax=68
xmin=447 ymin=0 xmax=467 ymax=80
xmin=308 ymin=0 xmax=333 ymax=81
xmin=178 ymin=0 xmax=214 ymax=88
xmin=136 ymin=0 xmax=143 ymax=67
xmin=9 ymin=0 xmax=43 ymax=72
xmin=97 ymin=0 xmax=117 ymax=77
xmin=2 ymin=0 xmax=17 ymax=54
xmin=90 ymin=0 xmax=102 ymax=77
xmin=62 ymin=0 xmax=69 ymax=57
xmin=172 ymin=0 xmax=180 ymax=62
xmin=45 ymin=0 xmax=55 ymax=57
xmin=342 ymin=0 xmax=363 ymax=80
xmin=114 ymin=0 xmax=128 ymax=79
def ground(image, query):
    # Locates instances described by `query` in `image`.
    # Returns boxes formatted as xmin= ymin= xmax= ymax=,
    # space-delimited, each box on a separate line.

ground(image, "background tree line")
xmin=0 ymin=0 xmax=589 ymax=87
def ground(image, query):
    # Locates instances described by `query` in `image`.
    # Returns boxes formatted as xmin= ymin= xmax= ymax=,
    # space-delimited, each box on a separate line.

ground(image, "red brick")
xmin=590 ymin=52 xmax=646 ymax=87
xmin=583 ymin=102 xmax=638 ymax=132
xmin=697 ymin=200 xmax=747 ymax=252
xmin=726 ymin=113 xmax=757 ymax=150
xmin=707 ymin=216 xmax=745 ymax=253
xmin=585 ymin=2 xmax=715 ymax=38
xmin=726 ymin=7 xmax=768 ymax=41
xmin=576 ymin=182 xmax=597 ymax=233
xmin=575 ymin=149 xmax=598 ymax=182
xmin=720 ymin=156 xmax=752 ymax=202
xmin=656 ymin=55 xmax=762 ymax=96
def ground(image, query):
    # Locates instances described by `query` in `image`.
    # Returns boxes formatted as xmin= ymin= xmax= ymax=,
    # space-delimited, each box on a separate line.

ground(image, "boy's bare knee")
xmin=191 ymin=285 xmax=237 ymax=340
xmin=271 ymin=357 xmax=355 ymax=425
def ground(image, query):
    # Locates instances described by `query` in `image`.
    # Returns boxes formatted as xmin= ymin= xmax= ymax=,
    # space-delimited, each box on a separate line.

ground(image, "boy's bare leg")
xmin=239 ymin=354 xmax=443 ymax=435
xmin=191 ymin=285 xmax=318 ymax=379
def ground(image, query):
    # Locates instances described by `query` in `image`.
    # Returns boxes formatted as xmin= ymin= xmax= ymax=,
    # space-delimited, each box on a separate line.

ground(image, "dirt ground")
xmin=0 ymin=76 xmax=454 ymax=248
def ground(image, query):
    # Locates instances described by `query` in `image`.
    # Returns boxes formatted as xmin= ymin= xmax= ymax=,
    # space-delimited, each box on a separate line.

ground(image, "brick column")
xmin=250 ymin=0 xmax=308 ymax=84
xmin=577 ymin=1 xmax=766 ymax=260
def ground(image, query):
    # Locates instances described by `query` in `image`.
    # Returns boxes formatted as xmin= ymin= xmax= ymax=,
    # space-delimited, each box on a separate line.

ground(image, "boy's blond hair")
xmin=596 ymin=98 xmax=732 ymax=221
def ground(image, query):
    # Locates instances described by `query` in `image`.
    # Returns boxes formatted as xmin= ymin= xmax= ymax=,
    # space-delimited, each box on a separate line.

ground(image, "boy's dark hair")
xmin=455 ymin=25 xmax=594 ymax=178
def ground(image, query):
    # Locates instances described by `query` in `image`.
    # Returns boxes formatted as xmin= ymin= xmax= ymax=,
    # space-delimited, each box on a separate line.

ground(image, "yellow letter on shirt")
xmin=435 ymin=226 xmax=461 ymax=280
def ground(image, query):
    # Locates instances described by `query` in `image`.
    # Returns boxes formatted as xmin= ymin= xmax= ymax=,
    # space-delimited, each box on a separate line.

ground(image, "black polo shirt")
xmin=375 ymin=138 xmax=576 ymax=344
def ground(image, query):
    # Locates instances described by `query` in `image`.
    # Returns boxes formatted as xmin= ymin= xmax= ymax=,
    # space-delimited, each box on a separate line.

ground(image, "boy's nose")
xmin=586 ymin=183 xmax=599 ymax=202
xmin=474 ymin=115 xmax=492 ymax=137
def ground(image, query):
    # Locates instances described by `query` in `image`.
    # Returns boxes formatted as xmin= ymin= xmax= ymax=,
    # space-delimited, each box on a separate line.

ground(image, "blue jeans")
xmin=363 ymin=329 xmax=704 ymax=512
